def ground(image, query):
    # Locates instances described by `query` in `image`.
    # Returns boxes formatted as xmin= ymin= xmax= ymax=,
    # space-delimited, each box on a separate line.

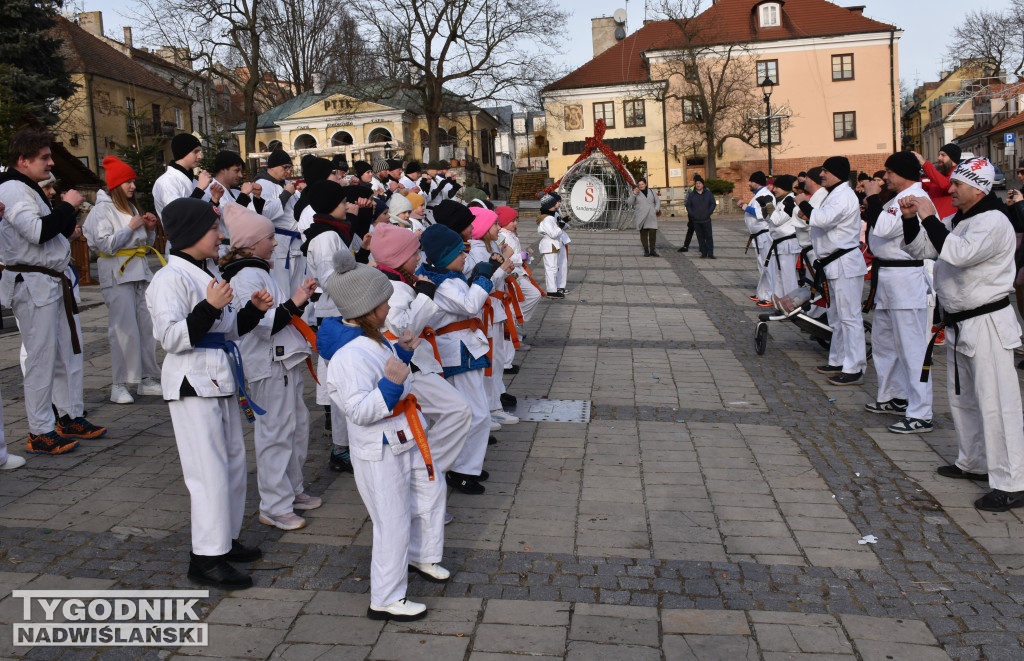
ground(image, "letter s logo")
xmin=585 ymin=186 xmax=594 ymax=203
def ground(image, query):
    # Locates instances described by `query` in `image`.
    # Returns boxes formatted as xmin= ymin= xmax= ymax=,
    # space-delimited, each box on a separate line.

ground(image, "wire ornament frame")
xmin=558 ymin=154 xmax=635 ymax=230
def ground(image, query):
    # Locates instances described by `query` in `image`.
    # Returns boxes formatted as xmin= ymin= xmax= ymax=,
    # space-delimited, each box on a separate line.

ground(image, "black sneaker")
xmin=936 ymin=464 xmax=988 ymax=481
xmin=708 ymin=255 xmax=716 ymax=259
xmin=446 ymin=471 xmax=485 ymax=495
xmin=500 ymin=393 xmax=517 ymax=409
xmin=649 ymin=250 xmax=660 ymax=257
xmin=678 ymin=246 xmax=689 ymax=253
xmin=188 ymin=553 xmax=253 ymax=589
xmin=975 ymin=489 xmax=1024 ymax=512
xmin=827 ymin=371 xmax=863 ymax=386
xmin=558 ymin=287 xmax=570 ymax=294
xmin=56 ymin=415 xmax=107 ymax=440
xmin=643 ymin=249 xmax=650 ymax=256
xmin=864 ymin=398 xmax=908 ymax=414
xmin=547 ymin=291 xmax=565 ymax=299
xmin=477 ymin=470 xmax=490 ymax=482
xmin=816 ymin=364 xmax=843 ymax=374
xmin=329 ymin=448 xmax=353 ymax=472
xmin=488 ymin=435 xmax=498 ymax=446
xmin=504 ymin=365 xmax=520 ymax=375
xmin=222 ymin=539 xmax=262 ymax=563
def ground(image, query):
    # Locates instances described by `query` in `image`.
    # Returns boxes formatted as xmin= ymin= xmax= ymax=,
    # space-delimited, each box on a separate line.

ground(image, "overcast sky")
xmin=79 ymin=0 xmax=1010 ymax=89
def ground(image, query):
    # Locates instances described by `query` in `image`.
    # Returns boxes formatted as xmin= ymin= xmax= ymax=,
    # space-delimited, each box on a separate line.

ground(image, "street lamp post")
xmin=760 ymin=76 xmax=775 ymax=176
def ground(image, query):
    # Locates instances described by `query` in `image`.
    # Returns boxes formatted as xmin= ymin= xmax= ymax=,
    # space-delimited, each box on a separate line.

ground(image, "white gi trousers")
xmin=0 ymin=392 xmax=7 ymax=466
xmin=101 ymin=281 xmax=160 ymax=385
xmin=518 ymin=276 xmax=543 ymax=324
xmin=948 ymin=321 xmax=1024 ymax=492
xmin=448 ymin=369 xmax=491 ymax=477
xmin=408 ymin=372 xmax=471 ymax=474
xmin=249 ymin=363 xmax=310 ymax=517
xmin=13 ymin=288 xmax=82 ymax=433
xmin=543 ymin=252 xmax=559 ymax=293
xmin=826 ymin=275 xmax=866 ymax=373
xmin=872 ymin=307 xmax=932 ymax=420
xmin=169 ymin=396 xmax=246 ymax=556
xmin=774 ymin=254 xmax=799 ymax=300
xmin=486 ymin=323 xmax=509 ymax=410
xmin=330 ymin=405 xmax=350 ymax=449
xmin=556 ymin=246 xmax=568 ymax=290
xmin=754 ymin=233 xmax=775 ymax=301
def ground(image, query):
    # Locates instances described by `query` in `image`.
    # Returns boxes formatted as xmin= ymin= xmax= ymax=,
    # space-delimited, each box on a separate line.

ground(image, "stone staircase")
xmin=508 ymin=171 xmax=552 ymax=209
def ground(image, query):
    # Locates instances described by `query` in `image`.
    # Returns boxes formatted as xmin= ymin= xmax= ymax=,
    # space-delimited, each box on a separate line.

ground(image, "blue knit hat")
xmin=421 ymin=224 xmax=465 ymax=268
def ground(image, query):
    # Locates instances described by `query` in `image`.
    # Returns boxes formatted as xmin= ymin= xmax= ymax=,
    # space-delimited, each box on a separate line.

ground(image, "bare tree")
xmin=949 ymin=8 xmax=1018 ymax=78
xmin=350 ymin=0 xmax=569 ymax=162
xmin=653 ymin=0 xmax=771 ymax=178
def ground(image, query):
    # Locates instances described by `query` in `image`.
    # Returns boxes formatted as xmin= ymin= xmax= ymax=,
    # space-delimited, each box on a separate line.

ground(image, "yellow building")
xmin=902 ymin=60 xmax=996 ymax=158
xmin=543 ymin=0 xmax=902 ymax=191
xmin=233 ymin=82 xmax=502 ymax=195
xmin=51 ymin=16 xmax=193 ymax=176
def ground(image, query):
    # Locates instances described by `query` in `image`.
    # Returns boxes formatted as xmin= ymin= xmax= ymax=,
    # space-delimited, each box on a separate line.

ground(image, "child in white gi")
xmin=416 ymin=224 xmax=497 ymax=495
xmin=82 ymin=156 xmax=163 ymax=404
xmin=497 ymin=206 xmax=543 ymax=326
xmin=219 ymin=204 xmax=321 ymax=531
xmin=0 ymin=200 xmax=24 ymax=470
xmin=321 ymin=249 xmax=447 ymax=622
xmin=146 ymin=198 xmax=273 ymax=588
xmin=537 ymin=193 xmax=568 ymax=298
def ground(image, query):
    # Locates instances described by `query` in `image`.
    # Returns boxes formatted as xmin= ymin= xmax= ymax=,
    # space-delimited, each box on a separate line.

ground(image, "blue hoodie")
xmin=316 ymin=317 xmax=413 ymax=411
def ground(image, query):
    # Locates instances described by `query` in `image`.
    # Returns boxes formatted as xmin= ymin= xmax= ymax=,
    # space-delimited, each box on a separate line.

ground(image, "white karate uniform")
xmin=465 ymin=239 xmax=511 ymax=411
xmin=255 ymin=174 xmax=304 ymax=294
xmin=230 ymin=264 xmax=312 ymax=518
xmin=537 ymin=214 xmax=563 ymax=293
xmin=807 ymin=182 xmax=867 ymax=373
xmin=152 ymin=165 xmax=196 ymax=219
xmin=744 ymin=186 xmax=775 ymax=301
xmin=903 ymin=202 xmax=1024 ymax=492
xmin=146 ymin=255 xmax=248 ymax=556
xmin=498 ymin=227 xmax=543 ymax=326
xmin=766 ymin=193 xmax=801 ymax=298
xmin=0 ymin=177 xmax=77 ymax=434
xmin=867 ymin=183 xmax=932 ymax=420
xmin=82 ymin=190 xmax=161 ymax=386
xmin=326 ymin=332 xmax=434 ymax=607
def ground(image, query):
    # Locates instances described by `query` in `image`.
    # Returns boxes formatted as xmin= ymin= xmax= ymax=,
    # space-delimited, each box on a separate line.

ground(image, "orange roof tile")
xmin=989 ymin=112 xmax=1024 ymax=135
xmin=545 ymin=0 xmax=897 ymax=92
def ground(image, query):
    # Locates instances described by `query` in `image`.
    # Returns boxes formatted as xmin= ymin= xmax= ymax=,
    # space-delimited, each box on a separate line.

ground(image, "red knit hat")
xmin=495 ymin=206 xmax=518 ymax=227
xmin=103 ymin=156 xmax=136 ymax=190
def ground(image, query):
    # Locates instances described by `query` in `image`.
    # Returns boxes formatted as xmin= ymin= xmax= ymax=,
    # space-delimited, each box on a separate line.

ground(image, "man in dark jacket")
xmin=684 ymin=175 xmax=717 ymax=258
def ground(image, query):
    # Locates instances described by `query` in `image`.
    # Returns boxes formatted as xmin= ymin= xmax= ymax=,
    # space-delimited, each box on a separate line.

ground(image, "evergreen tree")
xmin=0 ymin=0 xmax=77 ymax=126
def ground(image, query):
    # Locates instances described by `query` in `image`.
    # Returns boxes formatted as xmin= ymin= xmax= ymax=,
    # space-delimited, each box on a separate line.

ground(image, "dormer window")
xmin=760 ymin=2 xmax=781 ymax=27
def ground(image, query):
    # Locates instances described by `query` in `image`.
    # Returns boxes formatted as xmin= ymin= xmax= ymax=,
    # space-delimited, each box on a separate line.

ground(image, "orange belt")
xmin=383 ymin=327 xmax=443 ymax=366
xmin=522 ymin=264 xmax=546 ymax=297
xmin=288 ymin=316 xmax=320 ymax=385
xmin=386 ymin=394 xmax=434 ymax=480
xmin=436 ymin=307 xmax=493 ymax=376
xmin=490 ymin=290 xmax=520 ymax=348
xmin=506 ymin=278 xmax=525 ymax=323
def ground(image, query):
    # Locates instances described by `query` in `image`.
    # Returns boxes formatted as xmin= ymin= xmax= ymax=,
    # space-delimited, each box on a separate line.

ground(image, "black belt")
xmin=862 ymin=258 xmax=924 ymax=312
xmin=764 ymin=234 xmax=798 ymax=269
xmin=798 ymin=246 xmax=815 ymax=288
xmin=6 ymin=264 xmax=81 ymax=354
xmin=811 ymin=246 xmax=858 ymax=307
xmin=745 ymin=229 xmax=770 ymax=255
xmin=921 ymin=296 xmax=1011 ymax=395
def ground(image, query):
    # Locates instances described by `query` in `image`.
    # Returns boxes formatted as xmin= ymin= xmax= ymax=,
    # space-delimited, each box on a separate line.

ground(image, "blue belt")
xmin=194 ymin=332 xmax=266 ymax=421
xmin=275 ymin=228 xmax=302 ymax=269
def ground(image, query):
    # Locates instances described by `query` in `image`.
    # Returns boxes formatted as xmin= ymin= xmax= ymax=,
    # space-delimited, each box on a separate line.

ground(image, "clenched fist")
xmin=250 ymin=289 xmax=274 ymax=311
xmin=383 ymin=355 xmax=410 ymax=384
xmin=206 ymin=279 xmax=234 ymax=309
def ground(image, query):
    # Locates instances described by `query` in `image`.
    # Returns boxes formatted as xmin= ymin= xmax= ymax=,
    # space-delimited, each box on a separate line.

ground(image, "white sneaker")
xmin=258 ymin=512 xmax=306 ymax=530
xmin=490 ymin=420 xmax=502 ymax=431
xmin=293 ymin=492 xmax=322 ymax=510
xmin=137 ymin=378 xmax=162 ymax=396
xmin=367 ymin=598 xmax=427 ymax=621
xmin=110 ymin=384 xmax=134 ymax=404
xmin=491 ymin=410 xmax=519 ymax=425
xmin=408 ymin=561 xmax=451 ymax=582
xmin=0 ymin=455 xmax=26 ymax=470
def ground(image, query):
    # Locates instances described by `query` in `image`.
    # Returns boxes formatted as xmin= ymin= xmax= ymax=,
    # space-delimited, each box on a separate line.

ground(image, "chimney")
xmin=844 ymin=5 xmax=866 ymax=15
xmin=592 ymin=17 xmax=617 ymax=58
xmin=311 ymin=72 xmax=325 ymax=94
xmin=78 ymin=11 xmax=103 ymax=38
xmin=123 ymin=26 xmax=133 ymax=49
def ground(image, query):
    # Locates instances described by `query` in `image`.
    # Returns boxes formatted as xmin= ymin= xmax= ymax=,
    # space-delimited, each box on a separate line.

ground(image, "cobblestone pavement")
xmin=1 ymin=218 xmax=1023 ymax=659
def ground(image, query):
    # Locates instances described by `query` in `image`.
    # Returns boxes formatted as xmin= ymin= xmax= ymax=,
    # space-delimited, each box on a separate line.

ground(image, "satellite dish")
xmin=614 ymin=27 xmax=626 ymax=40
xmin=613 ymin=8 xmax=627 ymax=24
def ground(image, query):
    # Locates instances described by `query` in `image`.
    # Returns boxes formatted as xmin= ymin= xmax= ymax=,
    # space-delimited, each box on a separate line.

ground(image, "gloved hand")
xmin=755 ymin=195 xmax=773 ymax=207
xmin=470 ymin=260 xmax=496 ymax=280
xmin=782 ymin=197 xmax=796 ymax=215
xmin=383 ymin=356 xmax=410 ymax=384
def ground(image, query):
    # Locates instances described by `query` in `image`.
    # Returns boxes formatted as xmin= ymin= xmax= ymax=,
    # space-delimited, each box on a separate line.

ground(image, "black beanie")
xmin=353 ymin=160 xmax=372 ymax=177
xmin=404 ymin=160 xmax=422 ymax=176
xmin=267 ymin=149 xmax=292 ymax=169
xmin=301 ymin=155 xmax=334 ymax=185
xmin=939 ymin=143 xmax=962 ymax=164
xmin=749 ymin=171 xmax=767 ymax=186
xmin=773 ymin=174 xmax=797 ymax=192
xmin=884 ymin=151 xmax=921 ymax=182
xmin=332 ymin=154 xmax=349 ymax=172
xmin=693 ymin=174 xmax=705 ymax=184
xmin=341 ymin=184 xmax=371 ymax=203
xmin=857 ymin=171 xmax=871 ymax=181
xmin=822 ymin=156 xmax=851 ymax=182
xmin=162 ymin=198 xmax=219 ymax=249
xmin=213 ymin=149 xmax=244 ymax=173
xmin=433 ymin=199 xmax=474 ymax=234
xmin=171 ymin=133 xmax=201 ymax=161
xmin=306 ymin=180 xmax=346 ymax=215
xmin=386 ymin=158 xmax=403 ymax=171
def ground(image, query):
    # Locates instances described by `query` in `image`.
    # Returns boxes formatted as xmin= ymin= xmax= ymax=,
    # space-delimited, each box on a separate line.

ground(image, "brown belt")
xmin=6 ymin=264 xmax=81 ymax=354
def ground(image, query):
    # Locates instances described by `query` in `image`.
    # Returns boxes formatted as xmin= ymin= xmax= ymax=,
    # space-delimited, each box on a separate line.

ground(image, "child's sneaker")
xmin=56 ymin=416 xmax=107 ymax=440
xmin=110 ymin=384 xmax=134 ymax=404
xmin=258 ymin=512 xmax=306 ymax=530
xmin=293 ymin=492 xmax=322 ymax=510
xmin=329 ymin=447 xmax=352 ymax=472
xmin=137 ymin=378 xmax=162 ymax=396
xmin=26 ymin=431 xmax=78 ymax=455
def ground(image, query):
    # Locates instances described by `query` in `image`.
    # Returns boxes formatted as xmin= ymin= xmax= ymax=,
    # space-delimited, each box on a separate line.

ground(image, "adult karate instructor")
xmin=899 ymin=157 xmax=1024 ymax=512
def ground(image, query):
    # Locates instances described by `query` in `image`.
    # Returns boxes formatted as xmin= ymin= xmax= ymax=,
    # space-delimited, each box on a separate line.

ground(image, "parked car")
xmin=993 ymin=165 xmax=1006 ymax=189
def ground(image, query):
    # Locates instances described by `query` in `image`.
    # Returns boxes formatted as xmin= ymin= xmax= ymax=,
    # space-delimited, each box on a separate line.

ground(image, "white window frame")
xmin=760 ymin=3 xmax=780 ymax=28
xmin=174 ymin=107 xmax=183 ymax=129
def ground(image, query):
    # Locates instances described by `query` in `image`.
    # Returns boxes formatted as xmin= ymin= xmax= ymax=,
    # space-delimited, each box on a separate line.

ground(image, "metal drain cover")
xmin=511 ymin=398 xmax=591 ymax=423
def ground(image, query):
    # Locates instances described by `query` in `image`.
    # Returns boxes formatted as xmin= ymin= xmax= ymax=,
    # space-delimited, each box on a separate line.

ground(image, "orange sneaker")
xmin=934 ymin=329 xmax=945 ymax=346
xmin=26 ymin=431 xmax=79 ymax=455
xmin=56 ymin=416 xmax=107 ymax=440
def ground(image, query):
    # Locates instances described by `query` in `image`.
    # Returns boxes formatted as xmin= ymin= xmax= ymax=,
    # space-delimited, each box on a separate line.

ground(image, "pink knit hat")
xmin=223 ymin=203 xmax=275 ymax=249
xmin=370 ymin=222 xmax=421 ymax=268
xmin=495 ymin=206 xmax=518 ymax=227
xmin=470 ymin=207 xmax=499 ymax=240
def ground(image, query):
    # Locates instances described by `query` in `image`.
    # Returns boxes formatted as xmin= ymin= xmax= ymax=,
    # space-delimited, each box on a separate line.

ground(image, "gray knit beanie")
xmin=323 ymin=249 xmax=394 ymax=319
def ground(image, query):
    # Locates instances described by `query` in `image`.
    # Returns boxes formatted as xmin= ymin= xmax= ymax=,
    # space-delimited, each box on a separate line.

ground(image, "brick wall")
xmin=718 ymin=153 xmax=888 ymax=199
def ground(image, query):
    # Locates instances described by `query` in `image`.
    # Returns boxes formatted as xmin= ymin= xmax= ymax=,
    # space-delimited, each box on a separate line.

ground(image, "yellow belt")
xmin=99 ymin=246 xmax=167 ymax=274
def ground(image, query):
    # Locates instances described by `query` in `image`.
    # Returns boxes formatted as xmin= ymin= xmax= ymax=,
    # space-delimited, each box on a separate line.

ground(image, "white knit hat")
xmin=950 ymin=157 xmax=995 ymax=195
xmin=322 ymin=249 xmax=393 ymax=319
